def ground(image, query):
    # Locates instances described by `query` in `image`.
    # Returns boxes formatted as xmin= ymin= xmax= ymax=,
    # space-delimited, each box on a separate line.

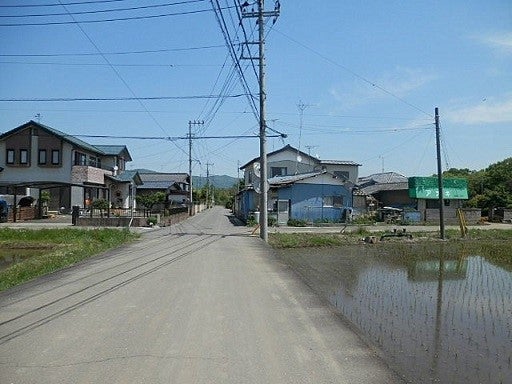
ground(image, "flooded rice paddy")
xmin=275 ymin=244 xmax=512 ymax=384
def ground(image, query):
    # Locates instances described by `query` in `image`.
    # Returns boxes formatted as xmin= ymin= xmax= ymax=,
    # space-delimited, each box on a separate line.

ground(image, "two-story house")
xmin=136 ymin=171 xmax=190 ymax=207
xmin=237 ymin=144 xmax=360 ymax=224
xmin=0 ymin=120 xmax=141 ymax=214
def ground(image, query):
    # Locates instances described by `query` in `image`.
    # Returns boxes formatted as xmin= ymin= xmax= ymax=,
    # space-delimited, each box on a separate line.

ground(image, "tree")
xmin=91 ymin=198 xmax=110 ymax=218
xmin=135 ymin=192 xmax=166 ymax=213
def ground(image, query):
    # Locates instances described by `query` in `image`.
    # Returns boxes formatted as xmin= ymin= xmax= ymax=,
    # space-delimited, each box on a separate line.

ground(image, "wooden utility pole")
xmin=435 ymin=107 xmax=445 ymax=239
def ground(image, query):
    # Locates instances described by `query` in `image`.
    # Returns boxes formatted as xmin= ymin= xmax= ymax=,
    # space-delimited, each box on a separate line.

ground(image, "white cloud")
xmin=329 ymin=67 xmax=436 ymax=110
xmin=446 ymin=96 xmax=512 ymax=124
xmin=475 ymin=31 xmax=512 ymax=54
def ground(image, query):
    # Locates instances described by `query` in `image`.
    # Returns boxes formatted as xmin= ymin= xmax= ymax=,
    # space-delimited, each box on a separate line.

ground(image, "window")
xmin=334 ymin=171 xmax=349 ymax=180
xmin=39 ymin=149 xmax=47 ymax=165
xmin=51 ymin=149 xmax=60 ymax=165
xmin=6 ymin=149 xmax=15 ymax=164
xmin=20 ymin=149 xmax=28 ymax=164
xmin=271 ymin=167 xmax=287 ymax=177
xmin=323 ymin=196 xmax=343 ymax=207
xmin=74 ymin=151 xmax=87 ymax=166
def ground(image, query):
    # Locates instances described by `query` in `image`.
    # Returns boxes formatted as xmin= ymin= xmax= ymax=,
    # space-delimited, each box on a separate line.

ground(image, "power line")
xmin=0 ymin=45 xmax=224 ymax=57
xmin=0 ymin=6 xmax=234 ymax=26
xmin=0 ymin=94 xmax=248 ymax=102
xmin=57 ymin=0 xmax=185 ymax=160
xmin=0 ymin=61 xmax=222 ymax=67
xmin=211 ymin=0 xmax=259 ymax=122
xmin=0 ymin=0 xmax=134 ymax=8
xmin=71 ymin=133 xmax=283 ymax=140
xmin=0 ymin=1 xmax=206 ymax=17
xmin=273 ymin=27 xmax=433 ymax=118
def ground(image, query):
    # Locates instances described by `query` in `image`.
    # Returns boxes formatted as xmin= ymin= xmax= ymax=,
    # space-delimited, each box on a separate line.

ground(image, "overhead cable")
xmin=273 ymin=27 xmax=433 ymax=117
xmin=0 ymin=0 xmax=133 ymax=8
xmin=0 ymin=1 xmax=206 ymax=17
xmin=0 ymin=95 xmax=248 ymax=102
xmin=0 ymin=6 xmax=236 ymax=26
xmin=0 ymin=45 xmax=224 ymax=57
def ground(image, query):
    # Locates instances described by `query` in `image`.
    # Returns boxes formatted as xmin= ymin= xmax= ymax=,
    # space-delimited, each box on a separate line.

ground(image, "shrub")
xmin=287 ymin=218 xmax=308 ymax=227
xmin=147 ymin=216 xmax=158 ymax=226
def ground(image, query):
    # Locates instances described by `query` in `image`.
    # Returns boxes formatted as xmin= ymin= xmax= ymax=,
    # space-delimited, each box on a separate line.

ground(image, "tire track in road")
xmin=0 ymin=234 xmax=222 ymax=345
xmin=0 ymin=232 xmax=202 ymax=308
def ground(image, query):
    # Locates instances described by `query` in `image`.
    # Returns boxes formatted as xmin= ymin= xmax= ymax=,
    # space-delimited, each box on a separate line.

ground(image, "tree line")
xmin=442 ymin=157 xmax=512 ymax=214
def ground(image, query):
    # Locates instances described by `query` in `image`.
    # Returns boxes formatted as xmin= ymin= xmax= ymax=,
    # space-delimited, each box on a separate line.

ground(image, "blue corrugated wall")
xmin=277 ymin=183 xmax=351 ymax=222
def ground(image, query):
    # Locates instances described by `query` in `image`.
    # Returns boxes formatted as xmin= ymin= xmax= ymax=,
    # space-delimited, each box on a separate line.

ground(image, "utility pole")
xmin=188 ymin=120 xmax=203 ymax=216
xmin=237 ymin=160 xmax=241 ymax=194
xmin=241 ymin=0 xmax=280 ymax=242
xmin=257 ymin=0 xmax=268 ymax=241
xmin=435 ymin=107 xmax=445 ymax=239
xmin=296 ymin=101 xmax=310 ymax=174
xmin=206 ymin=162 xmax=214 ymax=209
xmin=305 ymin=145 xmax=318 ymax=166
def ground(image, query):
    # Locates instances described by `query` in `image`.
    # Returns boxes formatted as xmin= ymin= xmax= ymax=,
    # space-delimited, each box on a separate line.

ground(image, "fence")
xmin=76 ymin=206 xmax=190 ymax=227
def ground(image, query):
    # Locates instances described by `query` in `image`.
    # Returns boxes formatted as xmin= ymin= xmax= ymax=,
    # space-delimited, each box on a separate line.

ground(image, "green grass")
xmin=269 ymin=229 xmax=512 ymax=269
xmin=0 ymin=228 xmax=139 ymax=291
xmin=269 ymin=232 xmax=364 ymax=248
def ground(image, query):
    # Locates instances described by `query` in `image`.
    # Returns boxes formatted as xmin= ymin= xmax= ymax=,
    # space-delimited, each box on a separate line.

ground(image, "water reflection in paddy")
xmin=275 ymin=245 xmax=512 ymax=384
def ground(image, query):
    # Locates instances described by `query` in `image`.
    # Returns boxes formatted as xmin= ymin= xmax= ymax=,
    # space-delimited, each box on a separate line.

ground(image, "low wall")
xmin=461 ymin=208 xmax=482 ymax=224
xmin=76 ymin=216 xmax=147 ymax=227
xmin=7 ymin=206 xmax=38 ymax=222
xmin=424 ymin=208 xmax=481 ymax=224
xmin=76 ymin=207 xmax=192 ymax=228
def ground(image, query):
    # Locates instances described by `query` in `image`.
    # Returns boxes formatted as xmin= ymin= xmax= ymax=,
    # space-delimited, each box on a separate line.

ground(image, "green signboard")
xmin=408 ymin=177 xmax=468 ymax=200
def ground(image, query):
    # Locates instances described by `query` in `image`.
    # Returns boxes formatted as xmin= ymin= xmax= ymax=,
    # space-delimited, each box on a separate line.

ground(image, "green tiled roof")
xmin=94 ymin=145 xmax=132 ymax=161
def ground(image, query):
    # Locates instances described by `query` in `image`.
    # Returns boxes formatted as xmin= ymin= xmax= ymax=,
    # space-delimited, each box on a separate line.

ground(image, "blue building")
xmin=236 ymin=145 xmax=359 ymax=224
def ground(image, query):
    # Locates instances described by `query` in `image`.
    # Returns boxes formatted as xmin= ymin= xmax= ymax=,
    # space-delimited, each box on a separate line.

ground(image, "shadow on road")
xmin=226 ymin=214 xmax=245 ymax=227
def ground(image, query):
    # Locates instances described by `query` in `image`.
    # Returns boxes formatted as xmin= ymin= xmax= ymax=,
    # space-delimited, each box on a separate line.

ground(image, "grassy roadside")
xmin=269 ymin=229 xmax=512 ymax=269
xmin=0 ymin=228 xmax=139 ymax=292
xmin=269 ymin=228 xmax=512 ymax=248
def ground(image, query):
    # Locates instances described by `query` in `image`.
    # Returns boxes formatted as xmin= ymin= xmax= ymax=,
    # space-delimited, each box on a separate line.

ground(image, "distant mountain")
xmin=193 ymin=175 xmax=239 ymax=189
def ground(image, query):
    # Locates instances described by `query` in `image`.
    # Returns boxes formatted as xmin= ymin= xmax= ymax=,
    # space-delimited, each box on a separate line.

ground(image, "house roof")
xmin=106 ymin=170 xmax=142 ymax=185
xmin=94 ymin=145 xmax=132 ymax=161
xmin=138 ymin=172 xmax=189 ymax=184
xmin=138 ymin=181 xmax=177 ymax=190
xmin=320 ymin=159 xmax=362 ymax=166
xmin=359 ymin=181 xmax=409 ymax=195
xmin=358 ymin=172 xmax=408 ymax=186
xmin=1 ymin=120 xmax=103 ymax=155
xmin=1 ymin=121 xmax=134 ymax=162
xmin=239 ymin=144 xmax=317 ymax=170
xmin=268 ymin=171 xmax=325 ymax=186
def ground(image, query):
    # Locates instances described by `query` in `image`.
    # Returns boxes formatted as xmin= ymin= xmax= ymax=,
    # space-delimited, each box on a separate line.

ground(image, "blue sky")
xmin=1 ymin=0 xmax=510 ymax=178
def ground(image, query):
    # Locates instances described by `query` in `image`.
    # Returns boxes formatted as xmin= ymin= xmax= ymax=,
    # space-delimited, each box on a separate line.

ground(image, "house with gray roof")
xmin=136 ymin=171 xmax=190 ymax=207
xmin=237 ymin=144 xmax=359 ymax=223
xmin=0 ymin=120 xmax=140 ymax=214
xmin=353 ymin=172 xmax=413 ymax=216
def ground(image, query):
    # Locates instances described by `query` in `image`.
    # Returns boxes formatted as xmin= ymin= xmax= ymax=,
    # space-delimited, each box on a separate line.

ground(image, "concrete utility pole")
xmin=258 ymin=0 xmax=268 ymax=241
xmin=242 ymin=0 xmax=280 ymax=242
xmin=435 ymin=107 xmax=445 ymax=239
xmin=206 ymin=162 xmax=213 ymax=208
xmin=188 ymin=120 xmax=203 ymax=216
